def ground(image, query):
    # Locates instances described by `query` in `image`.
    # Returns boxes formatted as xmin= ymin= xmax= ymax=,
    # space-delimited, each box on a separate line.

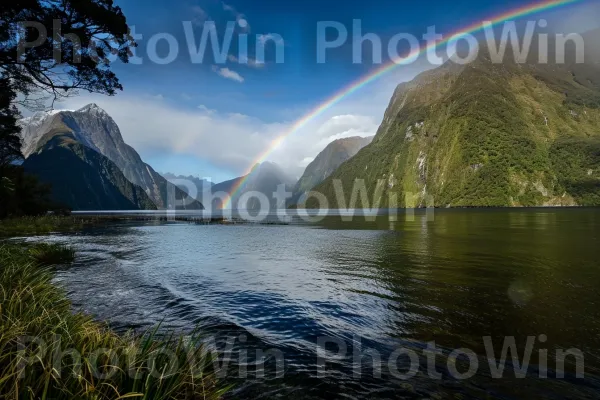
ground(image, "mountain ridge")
xmin=19 ymin=104 xmax=203 ymax=210
xmin=23 ymin=134 xmax=157 ymax=211
xmin=306 ymin=36 xmax=600 ymax=208
xmin=162 ymin=173 xmax=214 ymax=201
xmin=208 ymin=162 xmax=296 ymax=210
xmin=290 ymin=136 xmax=372 ymax=206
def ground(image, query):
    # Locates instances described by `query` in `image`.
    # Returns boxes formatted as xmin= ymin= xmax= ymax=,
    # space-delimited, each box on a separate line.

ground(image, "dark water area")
xmin=31 ymin=209 xmax=600 ymax=399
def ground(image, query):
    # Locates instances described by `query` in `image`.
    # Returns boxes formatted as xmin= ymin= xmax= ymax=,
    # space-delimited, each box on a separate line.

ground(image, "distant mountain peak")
xmin=18 ymin=104 xmax=204 ymax=210
xmin=18 ymin=108 xmax=64 ymax=126
xmin=209 ymin=161 xmax=296 ymax=210
xmin=289 ymin=135 xmax=372 ymax=206
xmin=162 ymin=173 xmax=214 ymax=200
xmin=77 ymin=103 xmax=107 ymax=115
xmin=332 ymin=135 xmax=372 ymax=144
xmin=18 ymin=111 xmax=51 ymax=126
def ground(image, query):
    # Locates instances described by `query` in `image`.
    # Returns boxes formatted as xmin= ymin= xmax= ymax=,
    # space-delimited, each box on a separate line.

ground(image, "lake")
xmin=32 ymin=209 xmax=600 ymax=399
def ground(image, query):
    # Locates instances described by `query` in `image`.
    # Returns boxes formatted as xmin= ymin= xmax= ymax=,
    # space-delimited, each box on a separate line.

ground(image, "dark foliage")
xmin=0 ymin=79 xmax=22 ymax=170
xmin=0 ymin=165 xmax=55 ymax=218
xmin=550 ymin=137 xmax=600 ymax=205
xmin=0 ymin=0 xmax=134 ymax=100
xmin=0 ymin=0 xmax=135 ymax=218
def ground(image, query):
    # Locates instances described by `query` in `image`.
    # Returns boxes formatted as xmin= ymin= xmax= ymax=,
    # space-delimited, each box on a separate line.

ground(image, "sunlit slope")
xmin=308 ymin=35 xmax=600 ymax=208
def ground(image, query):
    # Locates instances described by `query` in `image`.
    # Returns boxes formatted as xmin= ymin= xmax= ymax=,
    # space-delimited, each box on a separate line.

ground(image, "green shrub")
xmin=29 ymin=243 xmax=76 ymax=265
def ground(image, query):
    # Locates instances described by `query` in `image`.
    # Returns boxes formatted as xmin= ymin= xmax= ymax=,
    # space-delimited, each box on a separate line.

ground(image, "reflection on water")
xmin=32 ymin=209 xmax=600 ymax=399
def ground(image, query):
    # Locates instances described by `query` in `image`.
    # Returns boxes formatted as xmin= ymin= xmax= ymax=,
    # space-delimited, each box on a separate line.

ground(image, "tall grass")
xmin=0 ymin=216 xmax=90 ymax=237
xmin=0 ymin=245 xmax=227 ymax=399
xmin=29 ymin=243 xmax=76 ymax=265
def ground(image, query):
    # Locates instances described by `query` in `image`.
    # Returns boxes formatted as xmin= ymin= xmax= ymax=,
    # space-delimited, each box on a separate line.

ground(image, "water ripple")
xmin=34 ymin=211 xmax=600 ymax=399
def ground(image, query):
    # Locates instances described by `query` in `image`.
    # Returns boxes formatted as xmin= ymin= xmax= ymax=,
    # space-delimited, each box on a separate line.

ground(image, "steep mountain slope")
xmin=19 ymin=104 xmax=203 ymax=209
xmin=23 ymin=135 xmax=156 ymax=211
xmin=290 ymin=136 xmax=372 ymax=205
xmin=162 ymin=173 xmax=213 ymax=199
xmin=307 ymin=37 xmax=600 ymax=208
xmin=210 ymin=176 xmax=244 ymax=198
xmin=207 ymin=162 xmax=296 ymax=210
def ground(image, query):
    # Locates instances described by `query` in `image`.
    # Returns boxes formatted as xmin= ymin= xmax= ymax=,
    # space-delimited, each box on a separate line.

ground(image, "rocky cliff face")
xmin=19 ymin=104 xmax=203 ymax=210
xmin=23 ymin=135 xmax=157 ymax=211
xmin=308 ymin=34 xmax=600 ymax=208
xmin=290 ymin=136 xmax=372 ymax=206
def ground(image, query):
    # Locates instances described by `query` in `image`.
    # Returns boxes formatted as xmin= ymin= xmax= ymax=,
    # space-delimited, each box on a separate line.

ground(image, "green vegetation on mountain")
xmin=23 ymin=135 xmax=157 ymax=211
xmin=307 ymin=38 xmax=600 ymax=209
xmin=549 ymin=136 xmax=600 ymax=205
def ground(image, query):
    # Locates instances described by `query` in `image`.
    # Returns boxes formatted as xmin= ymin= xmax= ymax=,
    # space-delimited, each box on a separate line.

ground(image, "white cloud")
xmin=228 ymin=54 xmax=265 ymax=69
xmin=58 ymin=94 xmax=288 ymax=175
xmin=211 ymin=66 xmax=244 ymax=82
xmin=316 ymin=114 xmax=378 ymax=142
xmin=257 ymin=33 xmax=284 ymax=46
xmin=263 ymin=113 xmax=380 ymax=177
xmin=262 ymin=65 xmax=426 ymax=176
xmin=55 ymin=92 xmax=384 ymax=180
xmin=197 ymin=104 xmax=216 ymax=115
xmin=53 ymin=59 xmax=427 ymax=180
xmin=299 ymin=157 xmax=314 ymax=168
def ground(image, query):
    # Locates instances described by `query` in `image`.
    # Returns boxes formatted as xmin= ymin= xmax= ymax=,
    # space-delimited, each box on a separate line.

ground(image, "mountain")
xmin=307 ymin=33 xmax=600 ymax=208
xmin=162 ymin=173 xmax=213 ymax=199
xmin=289 ymin=136 xmax=372 ymax=206
xmin=23 ymin=135 xmax=156 ymax=211
xmin=207 ymin=162 xmax=296 ymax=210
xmin=19 ymin=104 xmax=203 ymax=210
xmin=210 ymin=176 xmax=244 ymax=198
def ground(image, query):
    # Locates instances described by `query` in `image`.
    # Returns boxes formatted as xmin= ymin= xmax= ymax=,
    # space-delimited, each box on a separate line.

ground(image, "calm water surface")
xmin=33 ymin=209 xmax=600 ymax=399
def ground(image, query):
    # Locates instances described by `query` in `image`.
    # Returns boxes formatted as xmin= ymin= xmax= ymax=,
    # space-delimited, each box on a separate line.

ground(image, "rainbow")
xmin=223 ymin=0 xmax=581 ymax=209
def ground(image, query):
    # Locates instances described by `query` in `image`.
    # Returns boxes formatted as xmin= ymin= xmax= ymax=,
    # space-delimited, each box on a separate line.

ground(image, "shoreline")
xmin=0 ymin=220 xmax=226 ymax=399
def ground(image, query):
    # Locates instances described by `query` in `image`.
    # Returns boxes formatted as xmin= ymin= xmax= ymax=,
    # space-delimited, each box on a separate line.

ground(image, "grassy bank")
xmin=0 ymin=216 xmax=92 ymax=237
xmin=0 ymin=241 xmax=226 ymax=399
xmin=29 ymin=242 xmax=76 ymax=265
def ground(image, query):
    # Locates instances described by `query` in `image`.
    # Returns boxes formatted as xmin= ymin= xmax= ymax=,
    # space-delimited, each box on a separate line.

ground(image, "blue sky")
xmin=57 ymin=0 xmax=600 ymax=183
